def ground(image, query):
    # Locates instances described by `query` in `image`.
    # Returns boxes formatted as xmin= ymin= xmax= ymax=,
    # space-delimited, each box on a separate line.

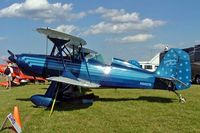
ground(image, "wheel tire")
xmin=195 ymin=75 xmax=200 ymax=84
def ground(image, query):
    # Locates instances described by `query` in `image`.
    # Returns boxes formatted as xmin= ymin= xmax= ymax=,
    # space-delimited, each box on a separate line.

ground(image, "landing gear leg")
xmin=173 ymin=91 xmax=186 ymax=103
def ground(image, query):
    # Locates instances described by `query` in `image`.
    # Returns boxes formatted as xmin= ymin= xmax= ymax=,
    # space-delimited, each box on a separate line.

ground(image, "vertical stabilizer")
xmin=155 ymin=48 xmax=191 ymax=90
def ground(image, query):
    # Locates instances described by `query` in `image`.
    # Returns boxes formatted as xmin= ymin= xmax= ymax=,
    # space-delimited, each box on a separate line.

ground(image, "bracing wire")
xmin=46 ymin=35 xmax=48 ymax=56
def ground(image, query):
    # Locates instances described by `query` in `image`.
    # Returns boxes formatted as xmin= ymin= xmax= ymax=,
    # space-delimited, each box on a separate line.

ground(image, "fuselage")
xmin=10 ymin=54 xmax=158 ymax=89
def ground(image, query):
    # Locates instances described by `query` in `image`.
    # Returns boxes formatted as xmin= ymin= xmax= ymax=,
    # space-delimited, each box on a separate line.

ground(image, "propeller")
xmin=7 ymin=50 xmax=17 ymax=63
xmin=8 ymin=50 xmax=14 ymax=56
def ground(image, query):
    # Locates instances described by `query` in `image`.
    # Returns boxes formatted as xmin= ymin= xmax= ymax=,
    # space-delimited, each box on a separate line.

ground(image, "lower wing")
xmin=47 ymin=76 xmax=100 ymax=88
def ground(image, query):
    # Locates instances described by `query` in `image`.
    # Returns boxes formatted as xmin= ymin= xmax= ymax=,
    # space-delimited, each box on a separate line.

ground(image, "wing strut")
xmin=81 ymin=44 xmax=92 ymax=83
xmin=49 ymin=83 xmax=60 ymax=117
xmin=57 ymin=45 xmax=68 ymax=70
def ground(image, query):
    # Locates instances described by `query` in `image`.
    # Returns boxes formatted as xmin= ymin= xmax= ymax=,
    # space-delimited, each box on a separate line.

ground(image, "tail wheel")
xmin=195 ymin=75 xmax=200 ymax=84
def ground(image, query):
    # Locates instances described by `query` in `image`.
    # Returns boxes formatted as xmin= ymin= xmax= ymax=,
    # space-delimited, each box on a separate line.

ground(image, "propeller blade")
xmin=7 ymin=50 xmax=14 ymax=56
xmin=7 ymin=50 xmax=16 ymax=62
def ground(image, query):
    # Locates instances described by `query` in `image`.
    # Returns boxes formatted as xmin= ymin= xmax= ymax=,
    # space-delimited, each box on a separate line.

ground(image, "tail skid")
xmin=173 ymin=91 xmax=186 ymax=103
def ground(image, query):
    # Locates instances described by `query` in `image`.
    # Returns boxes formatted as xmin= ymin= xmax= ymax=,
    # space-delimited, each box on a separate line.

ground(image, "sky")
xmin=0 ymin=0 xmax=200 ymax=63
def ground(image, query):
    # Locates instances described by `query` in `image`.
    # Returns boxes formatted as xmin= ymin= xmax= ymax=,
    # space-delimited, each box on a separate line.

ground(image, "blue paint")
xmin=8 ymin=48 xmax=192 ymax=107
xmin=9 ymin=48 xmax=191 ymax=90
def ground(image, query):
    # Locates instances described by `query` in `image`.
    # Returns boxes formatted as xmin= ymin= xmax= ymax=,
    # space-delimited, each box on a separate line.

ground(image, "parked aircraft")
xmin=0 ymin=60 xmax=45 ymax=87
xmin=8 ymin=28 xmax=191 ymax=107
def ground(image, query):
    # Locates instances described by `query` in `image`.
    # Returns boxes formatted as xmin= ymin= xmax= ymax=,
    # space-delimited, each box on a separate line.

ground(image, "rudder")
xmin=155 ymin=48 xmax=191 ymax=90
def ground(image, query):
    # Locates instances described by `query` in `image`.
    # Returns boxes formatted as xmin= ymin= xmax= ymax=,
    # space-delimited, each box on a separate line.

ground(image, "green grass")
xmin=0 ymin=84 xmax=200 ymax=133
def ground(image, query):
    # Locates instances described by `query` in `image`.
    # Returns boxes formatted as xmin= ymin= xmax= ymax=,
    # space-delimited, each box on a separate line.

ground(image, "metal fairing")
xmin=14 ymin=54 xmax=155 ymax=89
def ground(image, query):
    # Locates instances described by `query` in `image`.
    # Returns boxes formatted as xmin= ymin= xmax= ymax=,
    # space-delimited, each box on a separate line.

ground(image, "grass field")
xmin=0 ymin=84 xmax=200 ymax=133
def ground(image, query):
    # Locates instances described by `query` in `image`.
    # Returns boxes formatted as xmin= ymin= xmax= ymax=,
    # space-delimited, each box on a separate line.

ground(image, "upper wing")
xmin=47 ymin=76 xmax=100 ymax=88
xmin=36 ymin=28 xmax=87 ymax=46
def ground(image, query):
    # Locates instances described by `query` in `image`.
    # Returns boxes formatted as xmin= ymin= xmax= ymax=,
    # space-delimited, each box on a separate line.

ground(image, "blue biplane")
xmin=8 ymin=28 xmax=191 ymax=107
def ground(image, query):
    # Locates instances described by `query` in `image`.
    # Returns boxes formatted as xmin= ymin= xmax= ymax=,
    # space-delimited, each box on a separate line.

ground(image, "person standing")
xmin=5 ymin=63 xmax=14 ymax=89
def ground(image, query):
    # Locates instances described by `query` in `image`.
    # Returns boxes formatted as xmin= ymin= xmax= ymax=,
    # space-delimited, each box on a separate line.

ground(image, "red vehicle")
xmin=0 ymin=62 xmax=45 ymax=87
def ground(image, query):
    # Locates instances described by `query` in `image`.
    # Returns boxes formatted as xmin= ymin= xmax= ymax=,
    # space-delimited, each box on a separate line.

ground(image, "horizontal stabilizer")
xmin=171 ymin=77 xmax=188 ymax=87
xmin=158 ymin=76 xmax=189 ymax=87
xmin=47 ymin=76 xmax=100 ymax=88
